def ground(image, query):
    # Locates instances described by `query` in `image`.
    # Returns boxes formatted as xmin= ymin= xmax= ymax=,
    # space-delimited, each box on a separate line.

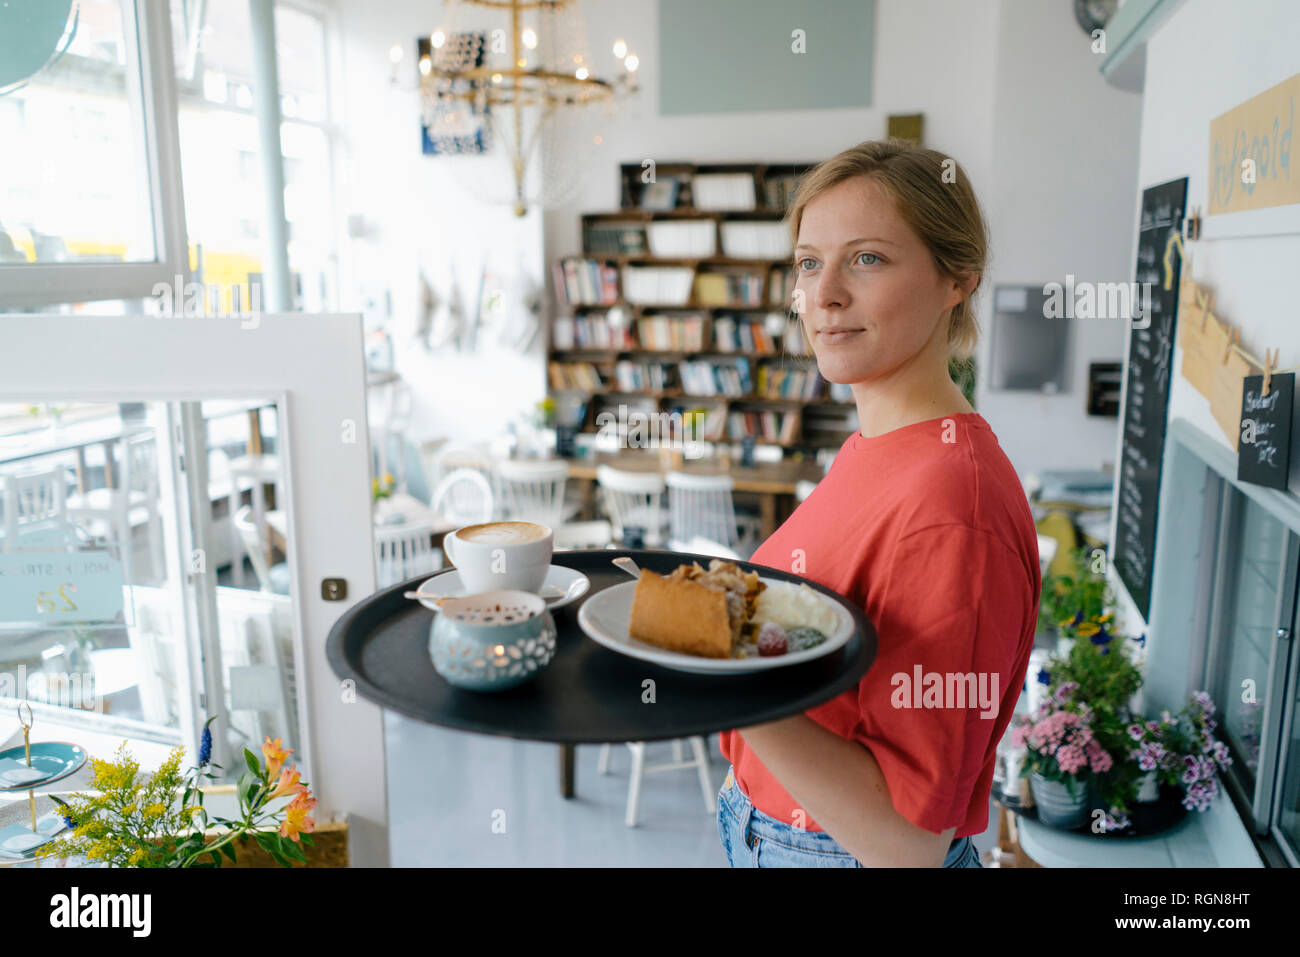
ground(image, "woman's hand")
xmin=738 ymin=714 xmax=956 ymax=866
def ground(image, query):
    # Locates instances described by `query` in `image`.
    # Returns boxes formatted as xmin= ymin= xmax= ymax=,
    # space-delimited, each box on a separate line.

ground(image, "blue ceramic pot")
xmin=428 ymin=590 xmax=556 ymax=692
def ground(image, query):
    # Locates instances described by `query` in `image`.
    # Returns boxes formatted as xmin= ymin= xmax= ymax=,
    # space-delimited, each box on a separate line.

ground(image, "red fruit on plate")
xmin=757 ymin=622 xmax=787 ymax=657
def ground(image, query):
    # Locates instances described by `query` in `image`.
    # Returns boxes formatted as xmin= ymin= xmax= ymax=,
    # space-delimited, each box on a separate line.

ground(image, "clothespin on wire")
xmin=1222 ymin=326 xmax=1240 ymax=365
xmin=1262 ymin=347 xmax=1279 ymax=397
xmin=1200 ymin=289 xmax=1214 ymax=333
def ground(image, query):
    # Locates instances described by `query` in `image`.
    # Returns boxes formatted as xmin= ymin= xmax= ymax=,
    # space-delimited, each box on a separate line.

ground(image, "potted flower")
xmin=1127 ymin=691 xmax=1232 ymax=812
xmin=1011 ymin=685 xmax=1114 ymax=830
xmin=38 ymin=716 xmax=317 ymax=867
xmin=1038 ymin=546 xmax=1113 ymax=641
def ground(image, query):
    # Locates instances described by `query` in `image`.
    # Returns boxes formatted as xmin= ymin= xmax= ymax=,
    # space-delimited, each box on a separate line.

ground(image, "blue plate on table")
xmin=0 ymin=742 xmax=87 ymax=791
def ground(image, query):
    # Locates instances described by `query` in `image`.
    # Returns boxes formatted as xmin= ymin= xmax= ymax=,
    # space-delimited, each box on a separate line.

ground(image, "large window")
xmin=1200 ymin=480 xmax=1300 ymax=865
xmin=169 ymin=0 xmax=337 ymax=313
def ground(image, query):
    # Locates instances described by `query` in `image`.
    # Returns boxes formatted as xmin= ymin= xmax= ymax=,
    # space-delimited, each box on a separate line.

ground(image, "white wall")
xmin=980 ymin=0 xmax=1143 ymax=476
xmin=1110 ymin=0 xmax=1300 ymax=636
xmin=334 ymin=0 xmax=1144 ymax=480
xmin=334 ymin=0 xmax=547 ymax=448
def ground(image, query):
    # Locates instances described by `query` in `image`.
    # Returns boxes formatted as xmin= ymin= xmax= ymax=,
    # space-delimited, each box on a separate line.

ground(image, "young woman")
xmin=716 ymin=139 xmax=1042 ymax=867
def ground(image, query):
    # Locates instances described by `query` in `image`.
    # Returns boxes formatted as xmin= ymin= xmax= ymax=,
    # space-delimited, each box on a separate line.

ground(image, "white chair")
xmin=553 ymin=519 xmax=613 ymax=550
xmin=226 ymin=452 xmax=283 ymax=588
xmin=368 ymin=380 xmax=414 ymax=491
xmin=234 ymin=505 xmax=290 ymax=594
xmin=495 ymin=458 xmax=569 ymax=527
xmin=598 ymin=737 xmax=717 ymax=827
xmin=432 ymin=468 xmax=494 ymax=526
xmin=66 ymin=432 xmax=165 ymax=586
xmin=668 ymin=534 xmax=741 ymax=560
xmin=596 ymin=465 xmax=667 ymax=546
xmin=1 ymin=468 xmax=70 ymax=549
xmin=666 ymin=471 xmax=740 ymax=553
xmin=430 ymin=442 xmax=495 ymax=490
xmin=374 ymin=519 xmax=444 ymax=589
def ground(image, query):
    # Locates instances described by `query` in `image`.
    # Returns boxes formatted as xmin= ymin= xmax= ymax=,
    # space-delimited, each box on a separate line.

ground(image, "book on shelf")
xmin=637 ymin=313 xmax=708 ymax=351
xmin=713 ymin=316 xmax=781 ymax=354
xmin=679 ymin=357 xmax=751 ymax=397
xmin=719 ymin=221 xmax=791 ymax=259
xmin=694 ymin=271 xmax=764 ymax=306
xmin=763 ymin=173 xmax=802 ymax=211
xmin=768 ymin=267 xmax=794 ymax=305
xmin=584 ymin=221 xmax=647 ymax=256
xmin=553 ymin=314 xmax=637 ymax=350
xmin=756 ymin=365 xmax=824 ymax=400
xmin=613 ymin=359 xmax=674 ymax=393
xmin=664 ymin=400 xmax=727 ymax=442
xmin=691 ymin=172 xmax=757 ymax=211
xmin=621 ymin=265 xmax=695 ymax=305
xmin=553 ymin=257 xmax=619 ymax=306
xmin=548 ymin=361 xmax=604 ymax=392
xmin=727 ymin=409 xmax=798 ymax=444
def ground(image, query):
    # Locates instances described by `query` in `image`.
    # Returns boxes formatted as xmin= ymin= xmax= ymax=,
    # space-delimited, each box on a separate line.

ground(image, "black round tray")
xmin=325 ymin=548 xmax=878 ymax=744
xmin=993 ymin=781 xmax=1188 ymax=838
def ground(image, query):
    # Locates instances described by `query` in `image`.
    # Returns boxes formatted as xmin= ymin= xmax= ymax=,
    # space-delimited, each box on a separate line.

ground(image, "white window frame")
xmin=1 ymin=0 xmax=190 ymax=309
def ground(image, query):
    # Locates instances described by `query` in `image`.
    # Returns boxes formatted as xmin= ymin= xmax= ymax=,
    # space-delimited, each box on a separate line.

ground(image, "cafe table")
xmin=326 ymin=548 xmax=877 ymax=800
xmin=565 ymin=451 xmax=825 ymax=538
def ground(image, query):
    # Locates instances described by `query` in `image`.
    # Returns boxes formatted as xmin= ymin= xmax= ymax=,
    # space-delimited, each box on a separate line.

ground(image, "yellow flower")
xmin=144 ymin=803 xmax=166 ymax=819
xmin=268 ymin=765 xmax=305 ymax=801
xmin=1076 ymin=621 xmax=1100 ymax=637
xmin=130 ymin=848 xmax=147 ymax=865
xmin=262 ymin=737 xmax=292 ymax=780
xmin=382 ymin=472 xmax=394 ymax=485
xmin=120 ymin=803 xmax=138 ymax=816
xmin=280 ymin=790 xmax=318 ymax=843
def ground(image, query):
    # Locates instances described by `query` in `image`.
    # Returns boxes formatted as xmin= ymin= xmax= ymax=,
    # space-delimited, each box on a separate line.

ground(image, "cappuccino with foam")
xmin=456 ymin=521 xmax=549 ymax=545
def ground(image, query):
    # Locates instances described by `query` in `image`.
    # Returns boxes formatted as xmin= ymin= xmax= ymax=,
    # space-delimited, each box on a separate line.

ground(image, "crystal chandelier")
xmin=415 ymin=0 xmax=639 ymax=216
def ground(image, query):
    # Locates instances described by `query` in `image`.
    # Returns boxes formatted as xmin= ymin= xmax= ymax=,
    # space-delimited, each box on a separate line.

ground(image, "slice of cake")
xmin=627 ymin=560 xmax=766 ymax=658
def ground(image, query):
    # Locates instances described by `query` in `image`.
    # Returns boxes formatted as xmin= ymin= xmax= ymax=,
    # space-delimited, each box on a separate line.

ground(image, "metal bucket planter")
xmin=1029 ymin=771 xmax=1090 ymax=830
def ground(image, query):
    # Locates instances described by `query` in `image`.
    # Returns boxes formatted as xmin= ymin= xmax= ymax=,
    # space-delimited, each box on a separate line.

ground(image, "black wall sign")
xmin=1238 ymin=373 xmax=1294 ymax=490
xmin=1114 ymin=177 xmax=1187 ymax=621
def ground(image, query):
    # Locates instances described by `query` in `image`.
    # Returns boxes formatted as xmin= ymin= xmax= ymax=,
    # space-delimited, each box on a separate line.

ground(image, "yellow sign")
xmin=1209 ymin=73 xmax=1299 ymax=215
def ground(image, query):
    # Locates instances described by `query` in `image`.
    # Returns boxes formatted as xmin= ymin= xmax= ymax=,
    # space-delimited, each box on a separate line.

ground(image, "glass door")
xmin=0 ymin=315 xmax=387 ymax=864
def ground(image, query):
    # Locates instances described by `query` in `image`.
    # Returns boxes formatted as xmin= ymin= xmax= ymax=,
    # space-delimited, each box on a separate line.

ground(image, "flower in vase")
xmin=263 ymin=737 xmax=291 ymax=780
xmin=268 ymin=764 xmax=305 ymax=800
xmin=280 ymin=790 xmax=318 ymax=843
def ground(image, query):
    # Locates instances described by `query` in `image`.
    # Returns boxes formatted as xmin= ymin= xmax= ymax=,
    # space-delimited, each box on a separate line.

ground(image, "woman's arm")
xmin=738 ymin=714 xmax=956 ymax=866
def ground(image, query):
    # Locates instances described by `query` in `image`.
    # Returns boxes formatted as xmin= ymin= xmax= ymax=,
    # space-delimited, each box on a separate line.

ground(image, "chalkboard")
xmin=1114 ymin=177 xmax=1187 ymax=620
xmin=1238 ymin=373 xmax=1294 ymax=490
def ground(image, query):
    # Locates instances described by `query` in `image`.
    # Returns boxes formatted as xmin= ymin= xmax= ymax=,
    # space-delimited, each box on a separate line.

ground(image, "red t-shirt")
xmin=719 ymin=412 xmax=1041 ymax=838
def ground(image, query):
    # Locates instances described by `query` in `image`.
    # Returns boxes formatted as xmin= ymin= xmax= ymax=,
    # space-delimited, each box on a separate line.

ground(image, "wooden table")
xmin=565 ymin=451 xmax=823 ymax=537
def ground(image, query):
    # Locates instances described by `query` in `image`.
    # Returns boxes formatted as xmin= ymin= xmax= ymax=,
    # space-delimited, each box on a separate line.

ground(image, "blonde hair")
xmin=785 ymin=138 xmax=988 ymax=361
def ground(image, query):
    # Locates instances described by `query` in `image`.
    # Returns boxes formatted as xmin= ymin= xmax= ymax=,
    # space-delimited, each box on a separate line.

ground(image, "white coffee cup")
xmin=444 ymin=521 xmax=553 ymax=594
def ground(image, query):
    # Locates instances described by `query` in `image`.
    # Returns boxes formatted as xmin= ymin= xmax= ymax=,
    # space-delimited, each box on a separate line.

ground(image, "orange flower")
xmin=280 ymin=790 xmax=318 ymax=843
xmin=262 ymin=737 xmax=292 ymax=780
xmin=267 ymin=765 xmax=305 ymax=801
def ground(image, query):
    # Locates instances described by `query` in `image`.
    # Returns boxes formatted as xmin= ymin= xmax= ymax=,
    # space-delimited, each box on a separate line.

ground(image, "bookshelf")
xmin=547 ymin=162 xmax=861 ymax=452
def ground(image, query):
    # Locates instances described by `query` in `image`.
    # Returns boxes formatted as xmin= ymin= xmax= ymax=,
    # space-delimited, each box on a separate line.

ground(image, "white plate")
xmin=414 ymin=565 xmax=591 ymax=611
xmin=577 ymin=577 xmax=854 ymax=674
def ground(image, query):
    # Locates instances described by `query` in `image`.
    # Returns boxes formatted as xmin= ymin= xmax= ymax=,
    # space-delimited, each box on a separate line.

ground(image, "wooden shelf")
xmin=550 ymin=159 xmax=854 ymax=452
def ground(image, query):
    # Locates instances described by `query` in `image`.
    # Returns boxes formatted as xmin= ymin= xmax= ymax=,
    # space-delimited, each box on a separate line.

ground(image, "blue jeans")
xmin=716 ymin=765 xmax=982 ymax=868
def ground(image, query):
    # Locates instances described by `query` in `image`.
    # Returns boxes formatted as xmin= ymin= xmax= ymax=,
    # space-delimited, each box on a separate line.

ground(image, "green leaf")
xmin=254 ymin=831 xmax=276 ymax=853
xmin=281 ymin=837 xmax=308 ymax=863
xmin=298 ymin=832 xmax=315 ymax=847
xmin=219 ymin=841 xmax=237 ymax=863
xmin=244 ymin=749 xmax=262 ymax=777
xmin=208 ymin=851 xmax=221 ymax=866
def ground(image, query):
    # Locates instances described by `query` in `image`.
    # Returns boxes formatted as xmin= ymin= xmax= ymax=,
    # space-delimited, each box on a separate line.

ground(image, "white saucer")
xmin=415 ymin=565 xmax=591 ymax=611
